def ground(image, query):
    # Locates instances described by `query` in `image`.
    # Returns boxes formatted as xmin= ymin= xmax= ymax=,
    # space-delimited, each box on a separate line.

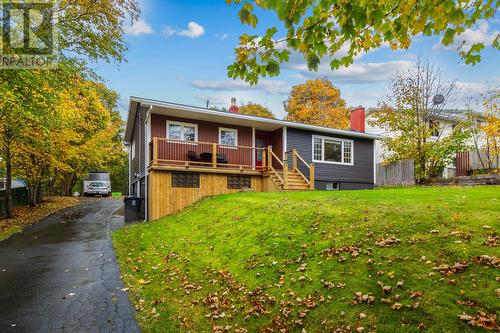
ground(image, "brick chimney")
xmin=350 ymin=106 xmax=365 ymax=132
xmin=228 ymin=97 xmax=239 ymax=113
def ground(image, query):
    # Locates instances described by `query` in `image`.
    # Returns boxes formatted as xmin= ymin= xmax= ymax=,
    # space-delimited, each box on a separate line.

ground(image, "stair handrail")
xmin=291 ymin=149 xmax=315 ymax=190
xmin=267 ymin=146 xmax=285 ymax=185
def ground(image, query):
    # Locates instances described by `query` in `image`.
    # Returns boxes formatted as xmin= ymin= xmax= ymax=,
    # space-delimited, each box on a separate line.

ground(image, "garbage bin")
xmin=124 ymin=197 xmax=144 ymax=221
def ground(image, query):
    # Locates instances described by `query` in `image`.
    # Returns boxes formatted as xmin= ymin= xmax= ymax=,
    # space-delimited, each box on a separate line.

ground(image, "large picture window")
xmin=167 ymin=121 xmax=198 ymax=142
xmin=219 ymin=127 xmax=238 ymax=146
xmin=312 ymin=135 xmax=354 ymax=165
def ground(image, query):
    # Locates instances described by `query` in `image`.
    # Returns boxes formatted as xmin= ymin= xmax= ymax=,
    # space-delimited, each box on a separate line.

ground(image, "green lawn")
xmin=113 ymin=186 xmax=500 ymax=332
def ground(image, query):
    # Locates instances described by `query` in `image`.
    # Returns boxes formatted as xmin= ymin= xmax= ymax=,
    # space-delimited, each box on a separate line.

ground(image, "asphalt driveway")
xmin=0 ymin=199 xmax=139 ymax=333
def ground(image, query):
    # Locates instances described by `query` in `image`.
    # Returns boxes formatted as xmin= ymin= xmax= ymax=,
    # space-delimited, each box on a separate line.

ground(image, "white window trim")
xmin=218 ymin=127 xmax=238 ymax=148
xmin=166 ymin=120 xmax=198 ymax=142
xmin=312 ymin=134 xmax=354 ymax=166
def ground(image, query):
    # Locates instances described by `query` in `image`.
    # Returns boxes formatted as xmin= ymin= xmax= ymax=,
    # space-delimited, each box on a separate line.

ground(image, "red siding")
xmin=152 ymin=114 xmax=252 ymax=146
xmin=272 ymin=128 xmax=283 ymax=160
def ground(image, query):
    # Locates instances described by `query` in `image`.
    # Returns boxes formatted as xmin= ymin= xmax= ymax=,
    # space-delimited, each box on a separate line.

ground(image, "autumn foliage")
xmin=284 ymin=79 xmax=349 ymax=129
xmin=0 ymin=63 xmax=125 ymax=208
xmin=481 ymin=89 xmax=500 ymax=171
xmin=239 ymin=102 xmax=275 ymax=119
xmin=0 ymin=0 xmax=138 ymax=216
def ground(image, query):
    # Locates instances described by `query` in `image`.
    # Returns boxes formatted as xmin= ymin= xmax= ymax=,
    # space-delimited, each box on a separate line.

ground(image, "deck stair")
xmin=267 ymin=148 xmax=315 ymax=192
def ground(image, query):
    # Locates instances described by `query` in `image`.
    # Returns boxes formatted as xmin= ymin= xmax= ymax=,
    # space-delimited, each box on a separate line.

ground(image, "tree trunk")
xmin=62 ymin=173 xmax=77 ymax=196
xmin=28 ymin=183 xmax=36 ymax=207
xmin=36 ymin=181 xmax=43 ymax=205
xmin=27 ymin=179 xmax=41 ymax=207
xmin=4 ymin=130 xmax=13 ymax=218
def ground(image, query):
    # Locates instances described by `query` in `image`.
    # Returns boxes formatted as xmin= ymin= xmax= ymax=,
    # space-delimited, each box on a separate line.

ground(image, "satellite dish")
xmin=433 ymin=94 xmax=445 ymax=105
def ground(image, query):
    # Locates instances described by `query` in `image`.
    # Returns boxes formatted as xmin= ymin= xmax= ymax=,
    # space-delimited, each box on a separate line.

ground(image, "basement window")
xmin=325 ymin=182 xmax=339 ymax=191
xmin=172 ymin=173 xmax=200 ymax=188
xmin=227 ymin=175 xmax=251 ymax=189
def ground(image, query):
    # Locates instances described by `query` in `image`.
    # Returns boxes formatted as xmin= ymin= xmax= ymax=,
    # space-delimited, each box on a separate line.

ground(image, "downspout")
xmin=137 ymin=110 xmax=142 ymax=196
xmin=373 ymin=140 xmax=377 ymax=187
xmin=282 ymin=127 xmax=287 ymax=161
xmin=144 ymin=105 xmax=152 ymax=221
xmin=125 ymin=143 xmax=132 ymax=195
xmin=252 ymin=127 xmax=255 ymax=170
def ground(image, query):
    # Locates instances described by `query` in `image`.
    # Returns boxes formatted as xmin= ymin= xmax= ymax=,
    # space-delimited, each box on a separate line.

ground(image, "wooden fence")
xmin=456 ymin=150 xmax=499 ymax=176
xmin=376 ymin=159 xmax=415 ymax=187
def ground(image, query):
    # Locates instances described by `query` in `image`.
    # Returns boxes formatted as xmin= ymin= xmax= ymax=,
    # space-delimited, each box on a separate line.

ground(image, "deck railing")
xmin=289 ymin=148 xmax=315 ymax=189
xmin=283 ymin=149 xmax=315 ymax=189
xmin=150 ymin=137 xmax=266 ymax=171
xmin=267 ymin=147 xmax=285 ymax=184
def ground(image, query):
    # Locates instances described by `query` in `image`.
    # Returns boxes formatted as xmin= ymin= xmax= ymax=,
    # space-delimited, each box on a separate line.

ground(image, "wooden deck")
xmin=150 ymin=137 xmax=266 ymax=172
xmin=147 ymin=138 xmax=317 ymax=220
xmin=149 ymin=137 xmax=315 ymax=190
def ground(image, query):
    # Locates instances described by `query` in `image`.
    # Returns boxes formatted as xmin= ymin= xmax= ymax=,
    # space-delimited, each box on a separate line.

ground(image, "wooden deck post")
xmin=292 ymin=149 xmax=297 ymax=171
xmin=153 ymin=137 xmax=158 ymax=165
xmin=262 ymin=148 xmax=267 ymax=170
xmin=212 ymin=143 xmax=217 ymax=168
xmin=283 ymin=163 xmax=288 ymax=190
xmin=267 ymin=146 xmax=272 ymax=170
xmin=309 ymin=163 xmax=315 ymax=190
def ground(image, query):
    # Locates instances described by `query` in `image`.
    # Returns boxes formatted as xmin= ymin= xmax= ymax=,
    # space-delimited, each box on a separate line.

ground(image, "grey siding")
xmin=315 ymin=180 xmax=374 ymax=190
xmin=129 ymin=105 xmax=148 ymax=197
xmin=286 ymin=128 xmax=374 ymax=188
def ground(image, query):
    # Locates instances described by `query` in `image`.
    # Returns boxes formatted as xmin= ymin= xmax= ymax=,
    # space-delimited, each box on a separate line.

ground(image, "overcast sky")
xmin=92 ymin=0 xmax=500 ymax=119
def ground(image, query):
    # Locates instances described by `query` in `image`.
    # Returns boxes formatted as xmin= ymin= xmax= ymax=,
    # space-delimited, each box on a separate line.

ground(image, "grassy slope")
xmin=113 ymin=187 xmax=500 ymax=332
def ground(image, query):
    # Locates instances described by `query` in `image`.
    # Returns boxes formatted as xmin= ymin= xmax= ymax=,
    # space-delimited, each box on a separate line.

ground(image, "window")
xmin=131 ymin=140 xmax=136 ymax=159
xmin=343 ymin=141 xmax=352 ymax=164
xmin=312 ymin=135 xmax=354 ymax=165
xmin=167 ymin=121 xmax=198 ymax=142
xmin=219 ymin=127 xmax=238 ymax=146
xmin=313 ymin=138 xmax=322 ymax=161
xmin=172 ymin=173 xmax=200 ymax=188
xmin=324 ymin=139 xmax=342 ymax=162
xmin=429 ymin=120 xmax=440 ymax=137
xmin=325 ymin=182 xmax=339 ymax=191
xmin=227 ymin=175 xmax=251 ymax=189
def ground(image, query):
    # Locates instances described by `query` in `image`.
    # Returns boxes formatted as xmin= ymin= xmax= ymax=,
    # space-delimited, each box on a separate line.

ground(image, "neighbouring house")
xmin=365 ymin=108 xmax=489 ymax=179
xmin=0 ymin=178 xmax=29 ymax=217
xmin=124 ymin=97 xmax=381 ymax=221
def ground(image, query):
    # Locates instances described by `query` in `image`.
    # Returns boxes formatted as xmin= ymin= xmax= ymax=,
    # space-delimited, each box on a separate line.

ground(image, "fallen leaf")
xmin=391 ymin=303 xmax=402 ymax=310
xmin=376 ymin=237 xmax=401 ymax=247
xmin=458 ymin=311 xmax=500 ymax=330
xmin=472 ymin=255 xmax=499 ymax=268
xmin=432 ymin=261 xmax=468 ymax=276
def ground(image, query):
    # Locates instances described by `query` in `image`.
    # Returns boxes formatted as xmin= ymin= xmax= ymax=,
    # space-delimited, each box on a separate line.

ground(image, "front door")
xmin=255 ymin=138 xmax=266 ymax=167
